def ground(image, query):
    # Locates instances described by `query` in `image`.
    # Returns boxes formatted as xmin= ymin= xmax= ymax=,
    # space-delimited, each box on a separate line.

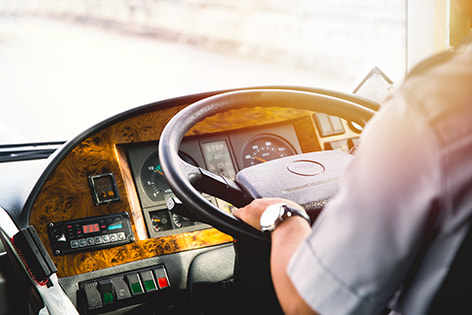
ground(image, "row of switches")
xmin=81 ymin=265 xmax=170 ymax=312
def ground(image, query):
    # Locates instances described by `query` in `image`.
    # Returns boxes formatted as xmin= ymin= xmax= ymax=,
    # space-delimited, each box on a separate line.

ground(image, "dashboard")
xmin=8 ymin=87 xmax=368 ymax=314
xmin=125 ymin=123 xmax=301 ymax=238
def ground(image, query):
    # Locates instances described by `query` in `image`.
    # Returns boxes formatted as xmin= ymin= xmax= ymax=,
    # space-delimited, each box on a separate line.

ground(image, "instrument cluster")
xmin=126 ymin=123 xmax=301 ymax=238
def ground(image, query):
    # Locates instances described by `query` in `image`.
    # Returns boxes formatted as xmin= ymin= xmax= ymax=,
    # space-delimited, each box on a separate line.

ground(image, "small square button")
xmin=109 ymin=233 xmax=118 ymax=242
xmin=125 ymin=274 xmax=143 ymax=296
xmin=153 ymin=266 xmax=170 ymax=289
xmin=139 ymin=270 xmax=157 ymax=293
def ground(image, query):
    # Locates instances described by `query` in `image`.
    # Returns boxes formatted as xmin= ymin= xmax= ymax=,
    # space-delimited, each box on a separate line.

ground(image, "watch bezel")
xmin=260 ymin=203 xmax=286 ymax=233
xmin=260 ymin=203 xmax=311 ymax=233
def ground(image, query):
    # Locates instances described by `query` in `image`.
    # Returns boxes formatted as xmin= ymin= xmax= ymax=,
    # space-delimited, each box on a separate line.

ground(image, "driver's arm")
xmin=234 ymin=198 xmax=318 ymax=315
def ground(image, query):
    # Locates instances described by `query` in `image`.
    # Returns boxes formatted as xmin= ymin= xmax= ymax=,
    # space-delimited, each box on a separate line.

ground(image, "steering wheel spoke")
xmin=189 ymin=168 xmax=253 ymax=208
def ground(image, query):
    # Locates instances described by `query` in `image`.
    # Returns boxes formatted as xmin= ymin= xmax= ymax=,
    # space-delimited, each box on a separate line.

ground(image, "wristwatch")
xmin=260 ymin=203 xmax=310 ymax=233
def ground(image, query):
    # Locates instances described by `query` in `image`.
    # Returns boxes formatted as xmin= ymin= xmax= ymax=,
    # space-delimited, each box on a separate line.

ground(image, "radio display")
xmin=83 ymin=223 xmax=100 ymax=234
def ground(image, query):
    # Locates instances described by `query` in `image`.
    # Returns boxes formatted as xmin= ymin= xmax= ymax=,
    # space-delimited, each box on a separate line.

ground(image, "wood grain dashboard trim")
xmin=27 ymin=97 xmax=312 ymax=277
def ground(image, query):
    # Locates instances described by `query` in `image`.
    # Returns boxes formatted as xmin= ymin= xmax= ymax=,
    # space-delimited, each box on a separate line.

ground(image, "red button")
xmin=157 ymin=277 xmax=169 ymax=289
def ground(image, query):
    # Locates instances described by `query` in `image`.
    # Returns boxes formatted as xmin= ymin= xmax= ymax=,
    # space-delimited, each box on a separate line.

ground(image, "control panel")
xmin=48 ymin=212 xmax=134 ymax=255
xmin=78 ymin=265 xmax=170 ymax=314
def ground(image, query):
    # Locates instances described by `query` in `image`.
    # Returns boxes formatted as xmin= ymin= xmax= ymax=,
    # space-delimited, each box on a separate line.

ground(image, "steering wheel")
xmin=159 ymin=88 xmax=376 ymax=241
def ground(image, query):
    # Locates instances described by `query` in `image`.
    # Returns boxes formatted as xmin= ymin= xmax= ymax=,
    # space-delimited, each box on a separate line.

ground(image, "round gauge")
xmin=141 ymin=152 xmax=172 ymax=203
xmin=150 ymin=210 xmax=172 ymax=232
xmin=241 ymin=135 xmax=296 ymax=168
xmin=171 ymin=213 xmax=194 ymax=228
xmin=140 ymin=151 xmax=197 ymax=203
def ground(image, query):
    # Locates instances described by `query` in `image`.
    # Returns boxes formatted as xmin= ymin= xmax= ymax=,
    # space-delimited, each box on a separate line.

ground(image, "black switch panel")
xmin=79 ymin=265 xmax=171 ymax=314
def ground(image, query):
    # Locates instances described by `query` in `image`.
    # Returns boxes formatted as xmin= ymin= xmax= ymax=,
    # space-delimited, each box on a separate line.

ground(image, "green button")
xmin=130 ymin=282 xmax=143 ymax=294
xmin=144 ymin=279 xmax=156 ymax=291
xmin=103 ymin=292 xmax=114 ymax=305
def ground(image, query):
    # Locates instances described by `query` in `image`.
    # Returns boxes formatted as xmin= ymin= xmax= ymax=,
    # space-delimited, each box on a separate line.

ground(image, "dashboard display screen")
xmin=201 ymin=140 xmax=236 ymax=178
xmin=83 ymin=223 xmax=100 ymax=234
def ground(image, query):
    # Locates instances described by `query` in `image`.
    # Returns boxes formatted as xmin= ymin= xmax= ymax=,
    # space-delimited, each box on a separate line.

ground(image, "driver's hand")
xmin=233 ymin=198 xmax=306 ymax=230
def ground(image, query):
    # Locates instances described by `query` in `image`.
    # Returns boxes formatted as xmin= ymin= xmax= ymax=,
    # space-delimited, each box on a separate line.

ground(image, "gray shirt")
xmin=288 ymin=45 xmax=472 ymax=314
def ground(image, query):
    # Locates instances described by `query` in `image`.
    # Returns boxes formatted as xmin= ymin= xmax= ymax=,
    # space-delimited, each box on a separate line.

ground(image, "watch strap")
xmin=281 ymin=204 xmax=311 ymax=224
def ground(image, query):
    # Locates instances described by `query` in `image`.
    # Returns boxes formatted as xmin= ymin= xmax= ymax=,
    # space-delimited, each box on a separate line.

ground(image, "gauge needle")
xmin=253 ymin=156 xmax=268 ymax=163
xmin=152 ymin=218 xmax=161 ymax=223
xmin=155 ymin=165 xmax=164 ymax=176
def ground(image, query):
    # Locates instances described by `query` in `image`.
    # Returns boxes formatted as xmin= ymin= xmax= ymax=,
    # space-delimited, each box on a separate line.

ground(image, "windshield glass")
xmin=0 ymin=1 xmax=406 ymax=144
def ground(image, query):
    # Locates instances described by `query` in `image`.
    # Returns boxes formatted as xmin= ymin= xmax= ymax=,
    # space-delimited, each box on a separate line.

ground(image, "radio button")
xmin=79 ymin=239 xmax=87 ymax=247
xmin=109 ymin=233 xmax=118 ymax=242
xmin=87 ymin=237 xmax=95 ymax=246
xmin=94 ymin=236 xmax=103 ymax=244
xmin=70 ymin=240 xmax=79 ymax=249
xmin=102 ymin=235 xmax=110 ymax=243
xmin=117 ymin=232 xmax=126 ymax=240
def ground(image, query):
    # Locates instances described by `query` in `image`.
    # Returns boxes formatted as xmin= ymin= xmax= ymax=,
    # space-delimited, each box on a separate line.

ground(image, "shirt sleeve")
xmin=287 ymin=88 xmax=442 ymax=315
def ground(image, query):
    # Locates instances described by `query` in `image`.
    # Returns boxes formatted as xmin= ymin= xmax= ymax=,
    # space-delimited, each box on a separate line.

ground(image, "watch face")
xmin=260 ymin=203 xmax=284 ymax=231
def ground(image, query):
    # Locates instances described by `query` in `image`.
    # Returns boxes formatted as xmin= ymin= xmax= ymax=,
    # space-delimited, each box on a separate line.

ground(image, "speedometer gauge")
xmin=140 ymin=152 xmax=172 ymax=203
xmin=241 ymin=135 xmax=296 ymax=168
xmin=140 ymin=151 xmax=197 ymax=203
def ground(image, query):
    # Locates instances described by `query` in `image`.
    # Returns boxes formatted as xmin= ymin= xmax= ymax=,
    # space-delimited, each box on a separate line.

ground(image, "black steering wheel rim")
xmin=158 ymin=88 xmax=376 ymax=241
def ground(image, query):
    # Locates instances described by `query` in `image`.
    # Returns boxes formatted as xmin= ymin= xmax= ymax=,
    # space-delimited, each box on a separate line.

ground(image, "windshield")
xmin=0 ymin=1 xmax=407 ymax=144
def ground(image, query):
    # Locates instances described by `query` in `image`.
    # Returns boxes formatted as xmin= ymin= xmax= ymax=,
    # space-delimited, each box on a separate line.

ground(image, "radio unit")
xmin=48 ymin=212 xmax=134 ymax=256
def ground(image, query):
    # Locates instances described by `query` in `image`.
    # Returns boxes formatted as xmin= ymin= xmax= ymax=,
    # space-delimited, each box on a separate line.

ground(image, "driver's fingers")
xmin=233 ymin=201 xmax=264 ymax=230
xmin=234 ymin=198 xmax=304 ymax=230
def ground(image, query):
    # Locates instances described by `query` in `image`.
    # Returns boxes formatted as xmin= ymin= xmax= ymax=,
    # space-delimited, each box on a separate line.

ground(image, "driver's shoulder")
xmin=399 ymin=46 xmax=472 ymax=143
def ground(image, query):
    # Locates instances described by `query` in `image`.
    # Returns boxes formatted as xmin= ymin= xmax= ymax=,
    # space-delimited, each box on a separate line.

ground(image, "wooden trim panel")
xmin=28 ymin=104 xmax=312 ymax=277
